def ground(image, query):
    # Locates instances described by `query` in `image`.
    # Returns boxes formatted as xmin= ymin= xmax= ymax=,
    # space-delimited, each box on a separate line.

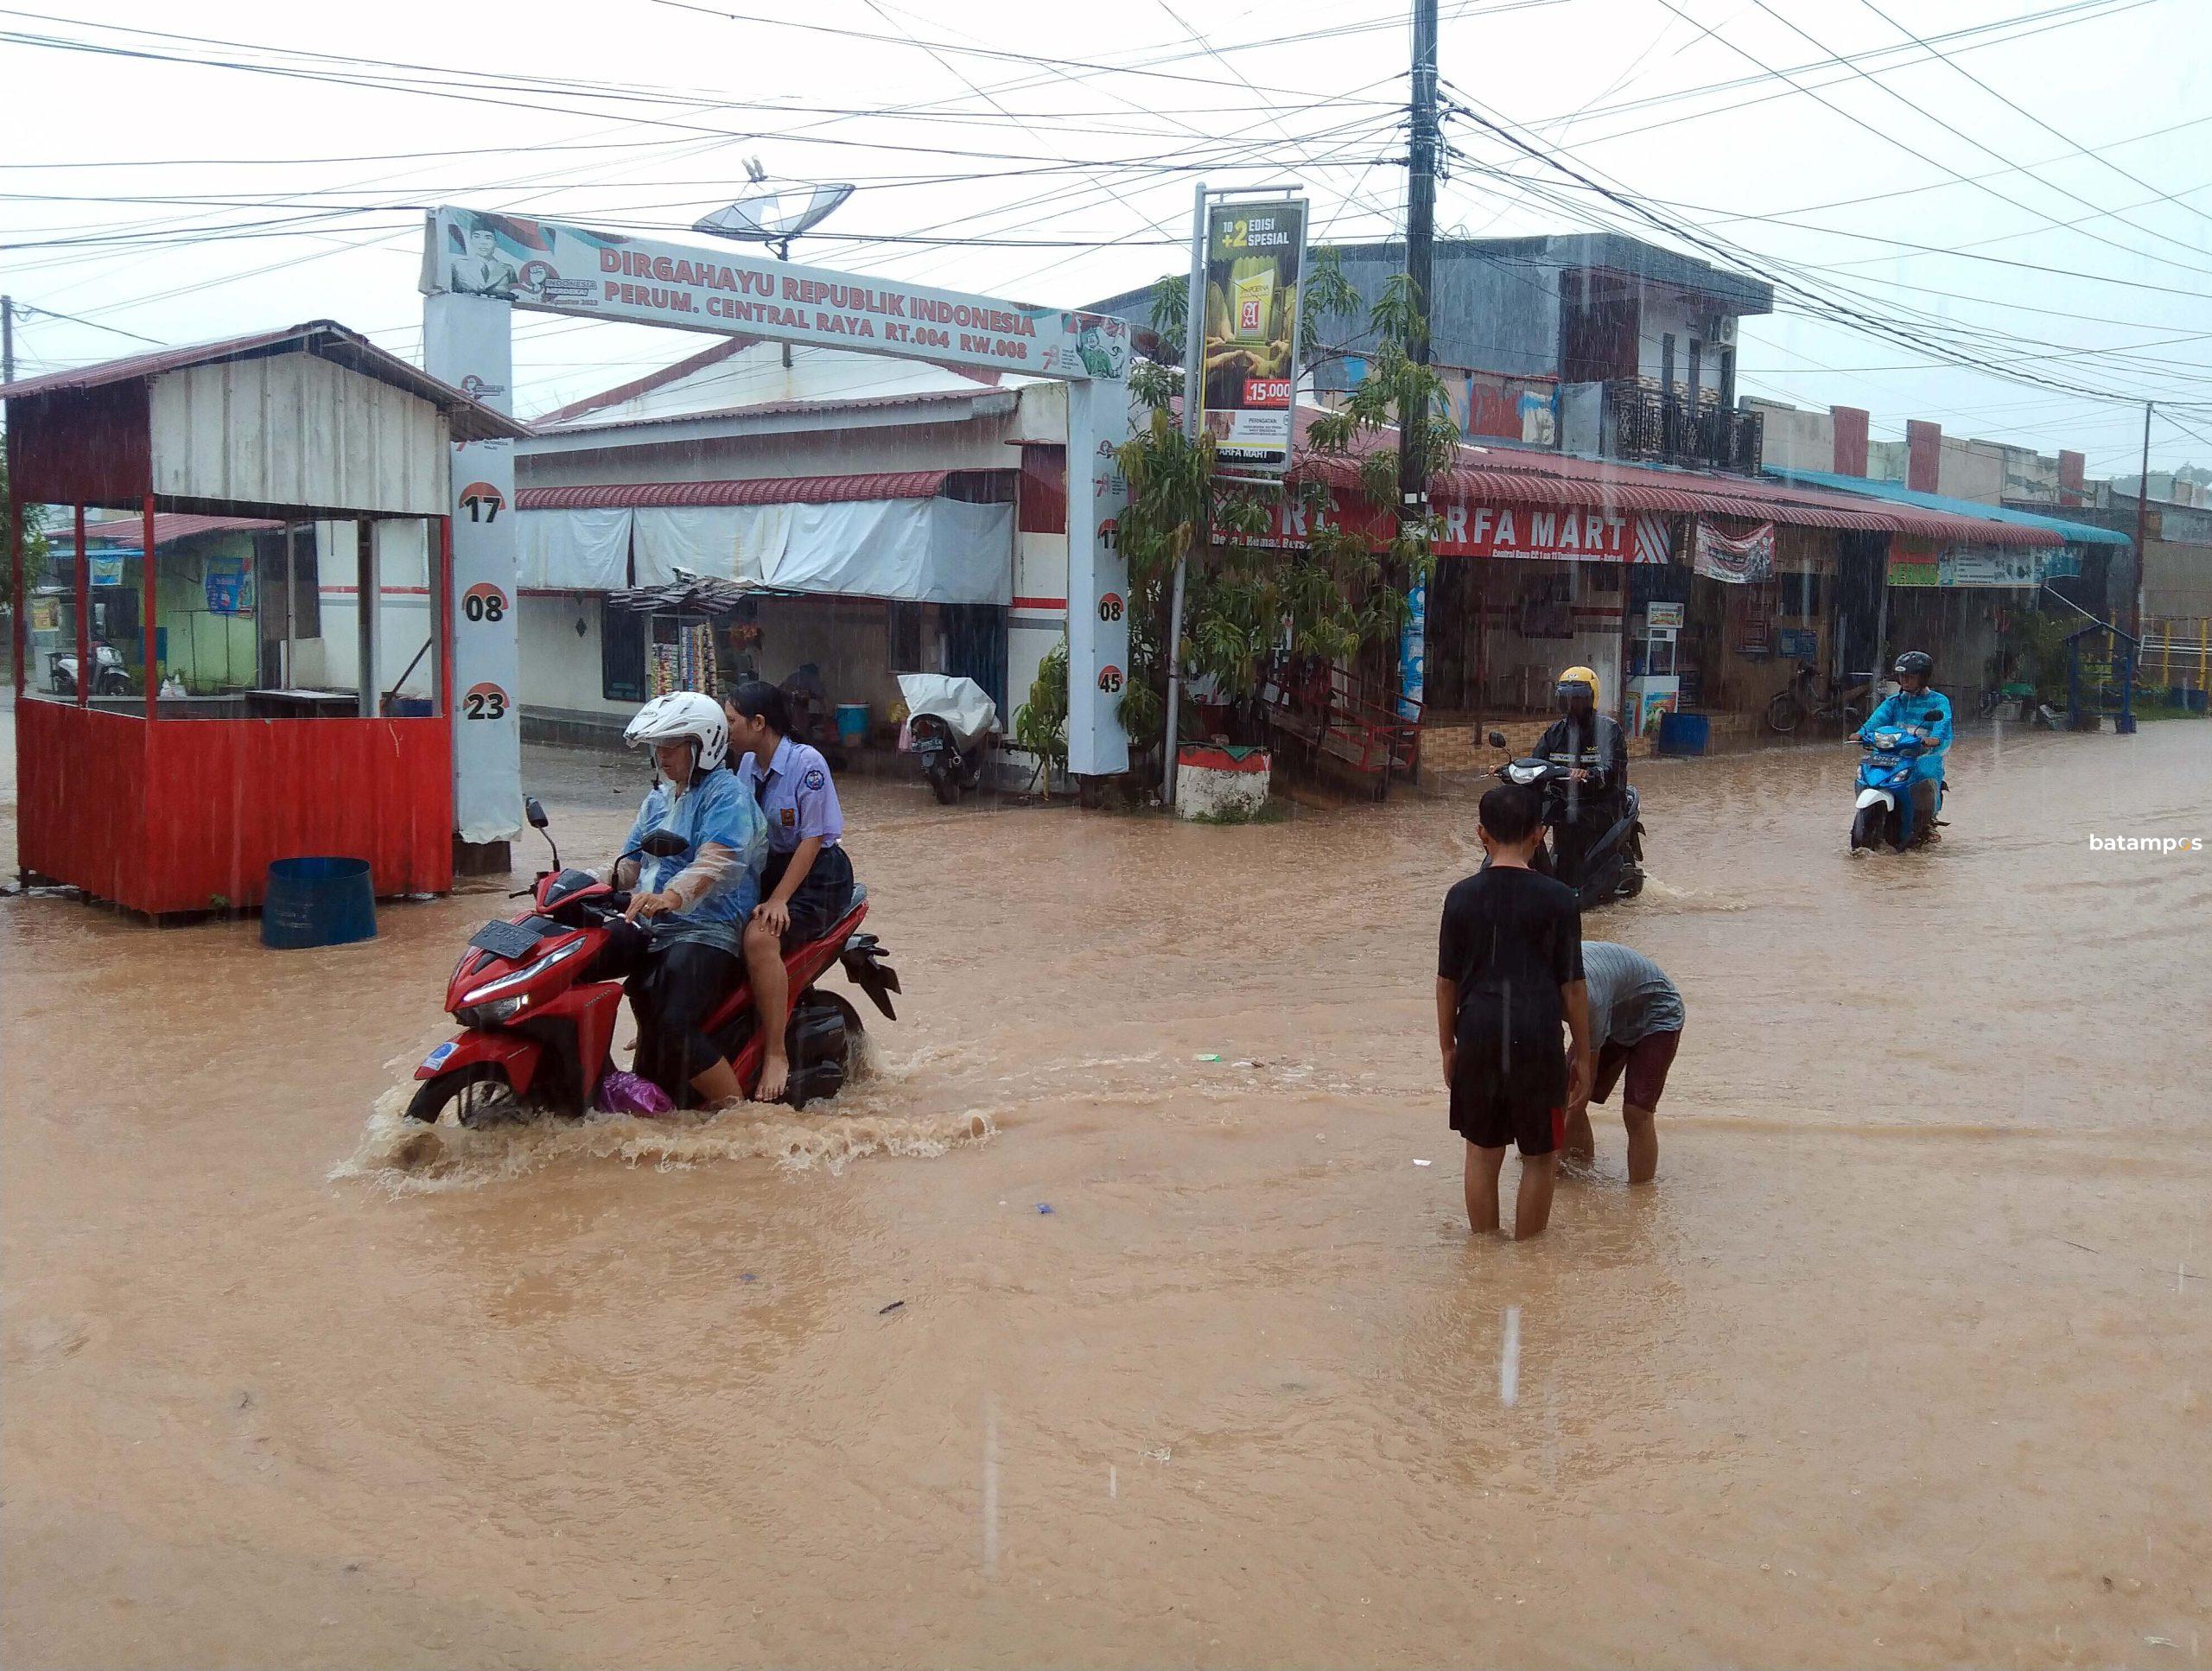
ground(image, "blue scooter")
xmin=1849 ymin=727 xmax=1942 ymax=852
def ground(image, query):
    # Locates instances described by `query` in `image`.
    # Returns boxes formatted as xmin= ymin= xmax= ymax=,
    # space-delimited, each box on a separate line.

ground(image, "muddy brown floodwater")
xmin=3 ymin=711 xmax=2208 ymax=1669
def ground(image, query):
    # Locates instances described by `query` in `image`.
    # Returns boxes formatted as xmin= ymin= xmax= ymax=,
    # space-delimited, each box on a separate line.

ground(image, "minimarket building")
xmin=1274 ymin=418 xmax=2069 ymax=765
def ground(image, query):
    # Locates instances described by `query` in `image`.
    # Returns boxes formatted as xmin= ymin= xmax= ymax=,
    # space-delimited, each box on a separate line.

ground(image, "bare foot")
xmin=753 ymin=1052 xmax=791 ymax=1103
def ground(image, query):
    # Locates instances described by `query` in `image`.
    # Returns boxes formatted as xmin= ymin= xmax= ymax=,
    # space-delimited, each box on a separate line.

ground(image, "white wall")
xmin=308 ymin=519 xmax=437 ymax=699
xmin=1744 ymin=399 xmax=1835 ymax=472
xmin=1635 ymin=288 xmax=1732 ymax=398
xmin=152 ymin=353 xmax=449 ymax=516
xmin=518 ymin=593 xmax=622 ymax=717
xmin=515 ymin=592 xmax=920 ymax=727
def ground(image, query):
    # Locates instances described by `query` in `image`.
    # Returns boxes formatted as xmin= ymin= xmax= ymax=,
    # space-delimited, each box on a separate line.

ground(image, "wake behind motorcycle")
xmin=407 ymin=797 xmax=899 ymax=1125
xmin=1484 ymin=731 xmax=1646 ymax=911
xmin=1849 ymin=727 xmax=1943 ymax=853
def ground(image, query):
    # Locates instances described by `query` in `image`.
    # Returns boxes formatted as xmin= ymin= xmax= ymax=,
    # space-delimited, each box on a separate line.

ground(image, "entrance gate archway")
xmin=420 ymin=206 xmax=1132 ymax=856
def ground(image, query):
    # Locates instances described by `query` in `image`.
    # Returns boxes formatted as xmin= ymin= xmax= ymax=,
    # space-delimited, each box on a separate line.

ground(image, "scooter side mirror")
xmin=1486 ymin=730 xmax=1509 ymax=748
xmin=524 ymin=797 xmax=550 ymax=829
xmin=639 ymin=830 xmax=689 ymax=859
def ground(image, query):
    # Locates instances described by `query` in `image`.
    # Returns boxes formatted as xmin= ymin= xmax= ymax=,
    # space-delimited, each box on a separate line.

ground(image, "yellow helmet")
xmin=1556 ymin=664 xmax=1601 ymax=712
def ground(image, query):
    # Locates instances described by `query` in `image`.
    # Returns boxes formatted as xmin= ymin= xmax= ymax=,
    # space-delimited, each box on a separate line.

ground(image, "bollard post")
xmin=2116 ymin=648 xmax=2137 ymax=734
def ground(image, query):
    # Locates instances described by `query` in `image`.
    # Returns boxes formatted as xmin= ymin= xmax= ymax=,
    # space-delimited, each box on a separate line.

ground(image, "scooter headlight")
xmin=454 ymin=995 xmax=526 ymax=1027
xmin=459 ymin=937 xmax=584 ymax=1007
xmin=1506 ymin=763 xmax=1545 ymax=785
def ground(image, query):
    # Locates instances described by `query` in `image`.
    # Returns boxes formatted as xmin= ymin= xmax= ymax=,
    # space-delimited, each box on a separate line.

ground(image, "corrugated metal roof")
xmin=0 ymin=320 xmax=526 ymax=442
xmin=515 ymin=470 xmax=959 ymax=511
xmin=72 ymin=513 xmax=284 ymax=549
xmin=1283 ymin=411 xmax=2059 ymax=547
xmin=531 ymin=385 xmax=1015 ymax=435
xmin=1765 ymin=467 xmax=2133 ymax=547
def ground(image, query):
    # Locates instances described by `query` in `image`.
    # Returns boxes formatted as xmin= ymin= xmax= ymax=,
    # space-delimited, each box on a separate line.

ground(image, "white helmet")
xmin=624 ymin=691 xmax=728 ymax=774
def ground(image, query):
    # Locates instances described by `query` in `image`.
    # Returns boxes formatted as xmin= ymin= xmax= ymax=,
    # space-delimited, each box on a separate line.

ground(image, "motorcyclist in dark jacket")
xmin=1535 ymin=664 xmax=1630 ymax=888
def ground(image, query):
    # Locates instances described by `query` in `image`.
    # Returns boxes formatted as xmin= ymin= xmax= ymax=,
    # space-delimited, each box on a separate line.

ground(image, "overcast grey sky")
xmin=4 ymin=0 xmax=2209 ymax=473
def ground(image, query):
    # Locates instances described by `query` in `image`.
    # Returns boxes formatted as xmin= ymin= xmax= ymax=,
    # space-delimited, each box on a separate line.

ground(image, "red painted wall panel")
xmin=1905 ymin=420 xmax=1942 ymax=495
xmin=3 ymin=385 xmax=153 ymax=505
xmin=16 ymin=705 xmax=452 ymax=914
xmin=1017 ymin=442 xmax=1069 ymax=536
xmin=17 ymin=701 xmax=149 ymax=905
xmin=1830 ymin=406 xmax=1871 ymax=477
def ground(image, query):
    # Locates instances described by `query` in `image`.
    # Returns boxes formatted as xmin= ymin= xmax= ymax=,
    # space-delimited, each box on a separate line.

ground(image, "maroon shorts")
xmin=1590 ymin=1027 xmax=1681 ymax=1112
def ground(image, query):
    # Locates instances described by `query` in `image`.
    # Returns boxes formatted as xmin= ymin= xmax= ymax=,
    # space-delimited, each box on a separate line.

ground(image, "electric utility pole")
xmin=1397 ymin=0 xmax=1439 ymax=520
xmin=3 ymin=296 xmax=15 ymax=384
xmin=2132 ymin=400 xmax=2152 ymax=640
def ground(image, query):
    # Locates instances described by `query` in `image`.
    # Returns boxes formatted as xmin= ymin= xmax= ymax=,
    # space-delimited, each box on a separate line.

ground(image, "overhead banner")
xmin=1693 ymin=519 xmax=1776 ymax=583
xmin=422 ymin=206 xmax=1103 ymax=382
xmin=1198 ymin=198 xmax=1307 ymax=472
xmin=1888 ymin=539 xmax=2042 ymax=588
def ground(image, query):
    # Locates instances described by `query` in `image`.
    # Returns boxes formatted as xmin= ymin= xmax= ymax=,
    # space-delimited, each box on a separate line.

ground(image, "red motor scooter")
xmin=407 ymin=797 xmax=899 ymax=1125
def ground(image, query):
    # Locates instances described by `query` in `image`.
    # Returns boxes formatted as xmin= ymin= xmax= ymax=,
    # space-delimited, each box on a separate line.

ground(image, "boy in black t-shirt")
xmin=1436 ymin=785 xmax=1592 ymax=1240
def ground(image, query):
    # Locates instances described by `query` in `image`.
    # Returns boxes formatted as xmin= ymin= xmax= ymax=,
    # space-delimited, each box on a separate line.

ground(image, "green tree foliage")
xmin=0 ymin=453 xmax=51 ymax=594
xmin=1014 ymin=635 xmax=1071 ymax=781
xmin=1110 ymin=251 xmax=1452 ymax=759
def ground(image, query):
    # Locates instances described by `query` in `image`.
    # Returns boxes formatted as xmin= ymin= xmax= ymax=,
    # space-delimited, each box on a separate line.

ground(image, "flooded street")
xmin=3 ymin=715 xmax=2207 ymax=1668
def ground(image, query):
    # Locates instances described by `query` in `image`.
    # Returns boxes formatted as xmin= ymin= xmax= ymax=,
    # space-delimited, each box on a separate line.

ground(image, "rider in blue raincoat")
xmin=1858 ymin=650 xmax=1952 ymax=842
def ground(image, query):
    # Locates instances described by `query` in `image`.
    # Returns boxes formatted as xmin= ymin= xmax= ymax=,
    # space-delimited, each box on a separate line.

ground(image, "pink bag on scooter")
xmin=593 ymin=1069 xmax=675 ymax=1118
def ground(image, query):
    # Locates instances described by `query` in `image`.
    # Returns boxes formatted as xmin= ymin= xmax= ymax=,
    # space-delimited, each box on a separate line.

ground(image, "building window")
xmin=889 ymin=600 xmax=923 ymax=670
xmin=601 ymin=603 xmax=645 ymax=702
xmin=1778 ymin=570 xmax=1823 ymax=620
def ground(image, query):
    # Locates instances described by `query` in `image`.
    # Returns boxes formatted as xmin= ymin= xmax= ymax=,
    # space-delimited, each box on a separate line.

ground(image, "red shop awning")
xmin=1284 ymin=411 xmax=2059 ymax=548
xmin=515 ymin=470 xmax=961 ymax=511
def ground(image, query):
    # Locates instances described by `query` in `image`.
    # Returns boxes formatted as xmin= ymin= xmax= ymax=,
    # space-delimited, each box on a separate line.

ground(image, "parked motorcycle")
xmin=48 ymin=642 xmax=132 ymax=697
xmin=407 ymin=797 xmax=899 ymax=1125
xmin=1764 ymin=661 xmax=1872 ymax=734
xmin=899 ymin=673 xmax=999 ymax=806
xmin=1484 ymin=731 xmax=1646 ymax=911
xmin=1849 ymin=727 xmax=1943 ymax=853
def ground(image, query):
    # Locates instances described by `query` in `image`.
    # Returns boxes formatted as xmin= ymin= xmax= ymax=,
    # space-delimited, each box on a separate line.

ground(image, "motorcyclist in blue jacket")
xmin=1858 ymin=650 xmax=1952 ymax=842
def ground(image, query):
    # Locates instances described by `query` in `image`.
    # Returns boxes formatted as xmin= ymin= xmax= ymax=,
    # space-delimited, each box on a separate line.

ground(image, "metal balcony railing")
xmin=1605 ymin=383 xmax=1763 ymax=474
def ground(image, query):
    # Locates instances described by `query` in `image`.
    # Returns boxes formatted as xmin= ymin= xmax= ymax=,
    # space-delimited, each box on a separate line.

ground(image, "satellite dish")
xmin=693 ymin=184 xmax=855 ymax=247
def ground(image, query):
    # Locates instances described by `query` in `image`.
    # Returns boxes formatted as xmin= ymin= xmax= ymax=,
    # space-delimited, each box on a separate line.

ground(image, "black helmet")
xmin=1893 ymin=651 xmax=1934 ymax=681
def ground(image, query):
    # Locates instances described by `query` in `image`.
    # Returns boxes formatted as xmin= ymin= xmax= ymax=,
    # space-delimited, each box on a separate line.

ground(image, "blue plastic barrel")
xmin=1656 ymin=711 xmax=1710 ymax=757
xmin=835 ymin=702 xmax=869 ymax=745
xmin=261 ymin=856 xmax=378 ymax=950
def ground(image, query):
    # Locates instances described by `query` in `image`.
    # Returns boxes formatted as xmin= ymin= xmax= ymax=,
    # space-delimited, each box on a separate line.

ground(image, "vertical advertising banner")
xmin=423 ymin=290 xmax=523 ymax=848
xmin=1198 ymin=198 xmax=1307 ymax=473
xmin=1065 ymin=320 xmax=1134 ymax=778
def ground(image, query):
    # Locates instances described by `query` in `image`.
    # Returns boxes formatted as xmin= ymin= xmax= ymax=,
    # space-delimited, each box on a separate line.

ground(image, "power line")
xmin=1843 ymin=0 xmax=2212 ymax=232
xmin=1642 ymin=0 xmax=2212 ymax=278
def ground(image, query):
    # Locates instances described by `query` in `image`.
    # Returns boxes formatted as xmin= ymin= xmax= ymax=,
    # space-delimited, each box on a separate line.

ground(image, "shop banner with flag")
xmin=1693 ymin=519 xmax=1776 ymax=582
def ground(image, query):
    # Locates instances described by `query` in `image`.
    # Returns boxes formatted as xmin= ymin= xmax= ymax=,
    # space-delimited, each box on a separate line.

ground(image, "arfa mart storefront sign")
xmin=421 ymin=206 xmax=1123 ymax=382
xmin=1262 ymin=494 xmax=1670 ymax=562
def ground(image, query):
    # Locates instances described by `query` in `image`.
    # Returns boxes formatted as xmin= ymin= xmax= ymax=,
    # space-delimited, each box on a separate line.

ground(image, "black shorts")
xmin=1591 ymin=1027 xmax=1681 ymax=1112
xmin=1450 ymin=1033 xmax=1567 ymax=1157
xmin=760 ymin=842 xmax=855 ymax=950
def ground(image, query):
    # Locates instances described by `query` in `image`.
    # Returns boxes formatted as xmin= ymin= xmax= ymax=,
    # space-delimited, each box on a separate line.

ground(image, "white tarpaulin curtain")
xmin=525 ymin=498 xmax=1011 ymax=601
xmin=769 ymin=499 xmax=1011 ymax=605
xmin=623 ymin=497 xmax=1011 ymax=604
xmin=515 ymin=507 xmax=632 ymax=590
xmin=632 ymin=505 xmax=775 ymax=588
